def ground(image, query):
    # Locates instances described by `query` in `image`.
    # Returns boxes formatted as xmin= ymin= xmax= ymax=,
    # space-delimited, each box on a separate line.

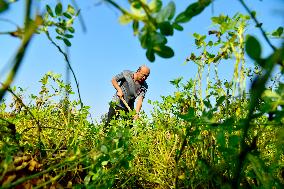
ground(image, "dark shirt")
xmin=112 ymin=70 xmax=148 ymax=109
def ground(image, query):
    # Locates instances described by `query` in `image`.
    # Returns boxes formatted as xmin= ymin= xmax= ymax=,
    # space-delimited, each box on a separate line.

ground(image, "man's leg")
xmin=104 ymin=105 xmax=117 ymax=130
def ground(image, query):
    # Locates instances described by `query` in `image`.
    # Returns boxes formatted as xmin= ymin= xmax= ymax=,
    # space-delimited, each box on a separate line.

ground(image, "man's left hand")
xmin=133 ymin=114 xmax=139 ymax=120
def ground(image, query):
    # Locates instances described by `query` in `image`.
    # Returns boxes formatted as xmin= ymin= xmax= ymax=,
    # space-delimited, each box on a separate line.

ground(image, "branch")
xmin=45 ymin=31 xmax=83 ymax=109
xmin=238 ymin=0 xmax=276 ymax=51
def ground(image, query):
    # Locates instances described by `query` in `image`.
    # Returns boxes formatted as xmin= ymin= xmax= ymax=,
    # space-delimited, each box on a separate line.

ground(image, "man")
xmin=105 ymin=65 xmax=150 ymax=128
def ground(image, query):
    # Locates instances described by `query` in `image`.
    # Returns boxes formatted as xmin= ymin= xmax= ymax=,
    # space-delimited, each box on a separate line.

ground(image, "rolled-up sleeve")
xmin=113 ymin=72 xmax=124 ymax=81
xmin=139 ymin=83 xmax=148 ymax=98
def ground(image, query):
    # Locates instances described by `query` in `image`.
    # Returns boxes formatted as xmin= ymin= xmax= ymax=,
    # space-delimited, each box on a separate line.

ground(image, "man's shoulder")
xmin=122 ymin=70 xmax=134 ymax=74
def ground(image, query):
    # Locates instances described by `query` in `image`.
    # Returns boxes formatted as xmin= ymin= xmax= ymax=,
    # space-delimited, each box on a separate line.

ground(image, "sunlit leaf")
xmin=149 ymin=0 xmax=162 ymax=13
xmin=67 ymin=4 xmax=75 ymax=15
xmin=170 ymin=77 xmax=183 ymax=88
xmin=119 ymin=14 xmax=132 ymax=25
xmin=84 ymin=174 xmax=91 ymax=185
xmin=100 ymin=145 xmax=108 ymax=153
xmin=131 ymin=1 xmax=141 ymax=9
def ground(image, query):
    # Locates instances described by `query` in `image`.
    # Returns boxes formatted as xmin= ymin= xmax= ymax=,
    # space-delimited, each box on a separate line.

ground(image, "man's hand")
xmin=116 ymin=89 xmax=123 ymax=98
xmin=133 ymin=114 xmax=139 ymax=120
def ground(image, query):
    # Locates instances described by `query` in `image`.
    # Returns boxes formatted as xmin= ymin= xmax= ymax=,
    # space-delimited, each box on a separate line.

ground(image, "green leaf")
xmin=175 ymin=0 xmax=211 ymax=24
xmin=84 ymin=174 xmax=91 ymax=185
xmin=150 ymin=32 xmax=167 ymax=45
xmin=131 ymin=1 xmax=141 ymax=9
xmin=211 ymin=14 xmax=228 ymax=25
xmin=153 ymin=45 xmax=174 ymax=58
xmin=149 ymin=0 xmax=162 ymax=13
xmin=139 ymin=32 xmax=150 ymax=48
xmin=55 ymin=3 xmax=63 ymax=16
xmin=67 ymin=27 xmax=75 ymax=33
xmin=156 ymin=1 xmax=176 ymax=22
xmin=63 ymin=38 xmax=71 ymax=47
xmin=229 ymin=135 xmax=239 ymax=147
xmin=172 ymin=22 xmax=183 ymax=31
xmin=100 ymin=145 xmax=108 ymax=153
xmin=272 ymin=26 xmax=283 ymax=37
xmin=64 ymin=34 xmax=73 ymax=38
xmin=204 ymin=99 xmax=212 ymax=108
xmin=216 ymin=96 xmax=226 ymax=107
xmin=119 ymin=14 xmax=132 ymax=25
xmin=208 ymin=41 xmax=213 ymax=46
xmin=63 ymin=12 xmax=72 ymax=19
xmin=216 ymin=131 xmax=226 ymax=148
xmin=275 ymin=82 xmax=284 ymax=96
xmin=0 ymin=0 xmax=8 ymax=13
xmin=170 ymin=77 xmax=183 ymax=88
xmin=132 ymin=20 xmax=139 ymax=36
xmin=121 ymin=159 xmax=130 ymax=169
xmin=67 ymin=4 xmax=75 ymax=15
xmin=251 ymin=11 xmax=256 ymax=18
xmin=46 ymin=5 xmax=54 ymax=17
xmin=55 ymin=28 xmax=64 ymax=35
xmin=178 ymin=107 xmax=195 ymax=121
xmin=158 ymin=21 xmax=173 ymax=36
xmin=146 ymin=48 xmax=155 ymax=62
xmin=245 ymin=35 xmax=262 ymax=60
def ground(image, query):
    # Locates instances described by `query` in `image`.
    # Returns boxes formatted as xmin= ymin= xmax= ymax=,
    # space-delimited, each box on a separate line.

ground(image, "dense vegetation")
xmin=0 ymin=0 xmax=283 ymax=188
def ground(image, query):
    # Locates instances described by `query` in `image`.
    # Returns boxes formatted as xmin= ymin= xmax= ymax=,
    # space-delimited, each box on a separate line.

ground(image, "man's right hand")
xmin=117 ymin=90 xmax=123 ymax=98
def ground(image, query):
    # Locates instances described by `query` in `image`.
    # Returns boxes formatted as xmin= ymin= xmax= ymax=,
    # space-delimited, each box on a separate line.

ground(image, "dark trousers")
xmin=104 ymin=105 xmax=132 ymax=130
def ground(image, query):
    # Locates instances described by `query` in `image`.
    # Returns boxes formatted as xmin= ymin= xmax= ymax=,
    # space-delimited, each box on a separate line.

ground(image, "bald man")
xmin=105 ymin=65 xmax=150 ymax=128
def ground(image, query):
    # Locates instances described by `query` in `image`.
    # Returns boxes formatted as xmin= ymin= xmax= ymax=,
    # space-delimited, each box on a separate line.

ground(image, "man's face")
xmin=137 ymin=68 xmax=150 ymax=83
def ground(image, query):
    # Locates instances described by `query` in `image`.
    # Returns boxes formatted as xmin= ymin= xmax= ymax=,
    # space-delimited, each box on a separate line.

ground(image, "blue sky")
xmin=0 ymin=0 xmax=283 ymax=121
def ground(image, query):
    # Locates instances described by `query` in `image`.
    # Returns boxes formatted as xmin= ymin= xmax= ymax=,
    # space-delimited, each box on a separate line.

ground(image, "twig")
xmin=238 ymin=0 xmax=276 ymax=51
xmin=45 ymin=31 xmax=83 ymax=109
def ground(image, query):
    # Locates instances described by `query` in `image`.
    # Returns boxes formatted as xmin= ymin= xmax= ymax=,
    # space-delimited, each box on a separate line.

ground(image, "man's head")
xmin=135 ymin=65 xmax=150 ymax=83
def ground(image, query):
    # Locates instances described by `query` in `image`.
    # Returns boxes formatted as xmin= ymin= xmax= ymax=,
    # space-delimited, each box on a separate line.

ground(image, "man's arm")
xmin=134 ymin=95 xmax=144 ymax=119
xmin=111 ymin=77 xmax=123 ymax=98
